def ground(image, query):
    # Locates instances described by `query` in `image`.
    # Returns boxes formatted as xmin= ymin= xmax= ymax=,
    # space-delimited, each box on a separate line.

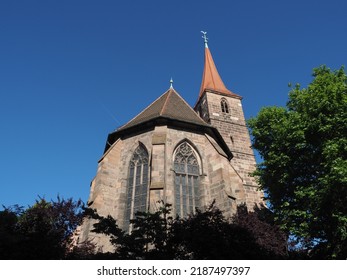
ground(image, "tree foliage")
xmin=248 ymin=66 xmax=347 ymax=259
xmin=0 ymin=197 xmax=93 ymax=259
xmin=88 ymin=201 xmax=287 ymax=259
xmin=1 ymin=198 xmax=287 ymax=259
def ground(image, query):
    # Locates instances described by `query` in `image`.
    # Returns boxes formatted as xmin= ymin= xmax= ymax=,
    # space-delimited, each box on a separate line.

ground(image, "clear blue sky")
xmin=1 ymin=0 xmax=346 ymax=207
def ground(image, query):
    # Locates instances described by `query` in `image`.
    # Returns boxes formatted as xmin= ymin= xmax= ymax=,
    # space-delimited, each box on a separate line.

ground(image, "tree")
xmin=123 ymin=202 xmax=175 ymax=259
xmin=170 ymin=203 xmax=262 ymax=259
xmin=232 ymin=204 xmax=287 ymax=258
xmin=171 ymin=203 xmax=287 ymax=259
xmin=248 ymin=66 xmax=347 ymax=259
xmin=88 ymin=202 xmax=178 ymax=259
xmin=89 ymin=201 xmax=287 ymax=259
xmin=0 ymin=205 xmax=23 ymax=259
xmin=0 ymin=197 xmax=92 ymax=259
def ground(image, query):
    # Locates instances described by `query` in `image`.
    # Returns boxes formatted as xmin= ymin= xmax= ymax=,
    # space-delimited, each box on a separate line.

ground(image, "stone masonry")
xmin=79 ymin=124 xmax=248 ymax=252
xmin=195 ymin=90 xmax=263 ymax=207
xmin=79 ymin=39 xmax=264 ymax=252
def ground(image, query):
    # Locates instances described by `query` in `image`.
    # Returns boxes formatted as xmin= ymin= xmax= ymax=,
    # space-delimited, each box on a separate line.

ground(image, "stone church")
xmin=79 ymin=34 xmax=263 ymax=251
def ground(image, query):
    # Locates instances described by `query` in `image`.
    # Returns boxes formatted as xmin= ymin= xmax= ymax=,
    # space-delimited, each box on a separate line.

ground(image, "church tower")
xmin=194 ymin=32 xmax=262 ymax=208
xmin=79 ymin=34 xmax=263 ymax=251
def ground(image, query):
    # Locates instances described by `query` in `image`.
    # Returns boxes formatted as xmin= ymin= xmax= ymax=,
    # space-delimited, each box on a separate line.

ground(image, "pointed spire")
xmin=198 ymin=31 xmax=237 ymax=99
xmin=170 ymin=77 xmax=174 ymax=89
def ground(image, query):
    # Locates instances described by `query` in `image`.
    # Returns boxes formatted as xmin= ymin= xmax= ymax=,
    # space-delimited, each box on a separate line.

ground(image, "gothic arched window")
xmin=125 ymin=145 xmax=149 ymax=228
xmin=174 ymin=142 xmax=200 ymax=217
xmin=221 ymin=98 xmax=229 ymax=113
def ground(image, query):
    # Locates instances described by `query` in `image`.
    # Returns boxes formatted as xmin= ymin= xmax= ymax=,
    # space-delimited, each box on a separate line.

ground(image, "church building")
xmin=79 ymin=33 xmax=263 ymax=251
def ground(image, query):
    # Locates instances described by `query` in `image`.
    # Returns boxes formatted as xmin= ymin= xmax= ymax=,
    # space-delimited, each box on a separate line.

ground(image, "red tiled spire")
xmin=198 ymin=32 xmax=240 ymax=99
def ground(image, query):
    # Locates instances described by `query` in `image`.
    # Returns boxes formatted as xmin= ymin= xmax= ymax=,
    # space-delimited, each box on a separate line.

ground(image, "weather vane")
xmin=201 ymin=31 xmax=208 ymax=48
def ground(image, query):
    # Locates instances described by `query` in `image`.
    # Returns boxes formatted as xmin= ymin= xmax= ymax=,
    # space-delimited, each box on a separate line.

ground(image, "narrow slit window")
xmin=221 ymin=98 xmax=229 ymax=113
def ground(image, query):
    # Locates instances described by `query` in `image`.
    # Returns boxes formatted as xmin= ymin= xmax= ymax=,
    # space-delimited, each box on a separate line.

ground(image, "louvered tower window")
xmin=221 ymin=98 xmax=229 ymax=113
xmin=174 ymin=142 xmax=200 ymax=217
xmin=125 ymin=145 xmax=149 ymax=229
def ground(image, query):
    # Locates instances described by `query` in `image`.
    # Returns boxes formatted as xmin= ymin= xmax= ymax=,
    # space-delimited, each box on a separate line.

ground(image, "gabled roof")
xmin=118 ymin=88 xmax=208 ymax=131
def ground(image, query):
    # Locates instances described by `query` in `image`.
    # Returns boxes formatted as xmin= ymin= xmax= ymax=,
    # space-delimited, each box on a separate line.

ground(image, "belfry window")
xmin=221 ymin=98 xmax=229 ymax=113
xmin=174 ymin=142 xmax=200 ymax=217
xmin=125 ymin=145 xmax=149 ymax=229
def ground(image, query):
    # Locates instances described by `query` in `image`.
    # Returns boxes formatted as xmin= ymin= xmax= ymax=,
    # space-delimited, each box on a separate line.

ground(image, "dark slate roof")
xmin=117 ymin=88 xmax=209 ymax=131
xmin=104 ymin=87 xmax=233 ymax=160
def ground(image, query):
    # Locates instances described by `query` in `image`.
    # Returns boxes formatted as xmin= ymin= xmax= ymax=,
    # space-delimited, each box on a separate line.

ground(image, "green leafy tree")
xmin=124 ymin=202 xmax=175 ymax=259
xmin=248 ymin=66 xmax=347 ymax=259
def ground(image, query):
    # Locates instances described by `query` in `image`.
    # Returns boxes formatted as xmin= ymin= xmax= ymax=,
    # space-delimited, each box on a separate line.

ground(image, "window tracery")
xmin=174 ymin=142 xmax=200 ymax=217
xmin=125 ymin=145 xmax=149 ymax=229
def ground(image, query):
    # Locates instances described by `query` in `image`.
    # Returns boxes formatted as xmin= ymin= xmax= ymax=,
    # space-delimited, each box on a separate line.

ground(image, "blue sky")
xmin=1 ymin=0 xmax=346 ymax=207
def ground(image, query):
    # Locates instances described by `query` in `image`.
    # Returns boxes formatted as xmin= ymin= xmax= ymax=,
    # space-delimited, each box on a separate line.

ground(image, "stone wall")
xmin=196 ymin=91 xmax=263 ymax=208
xmin=80 ymin=124 xmax=249 ymax=251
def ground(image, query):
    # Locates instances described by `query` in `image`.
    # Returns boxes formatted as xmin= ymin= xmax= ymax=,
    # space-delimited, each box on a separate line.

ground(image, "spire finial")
xmin=170 ymin=77 xmax=173 ymax=89
xmin=201 ymin=31 xmax=208 ymax=48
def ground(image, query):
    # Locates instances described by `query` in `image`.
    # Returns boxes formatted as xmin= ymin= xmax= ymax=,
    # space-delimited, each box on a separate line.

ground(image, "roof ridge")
xmin=116 ymin=89 xmax=170 ymax=131
xmin=160 ymin=88 xmax=173 ymax=115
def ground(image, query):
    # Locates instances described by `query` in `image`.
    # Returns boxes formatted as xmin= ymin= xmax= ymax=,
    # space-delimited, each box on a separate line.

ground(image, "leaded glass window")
xmin=125 ymin=145 xmax=149 ymax=229
xmin=174 ymin=142 xmax=200 ymax=217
